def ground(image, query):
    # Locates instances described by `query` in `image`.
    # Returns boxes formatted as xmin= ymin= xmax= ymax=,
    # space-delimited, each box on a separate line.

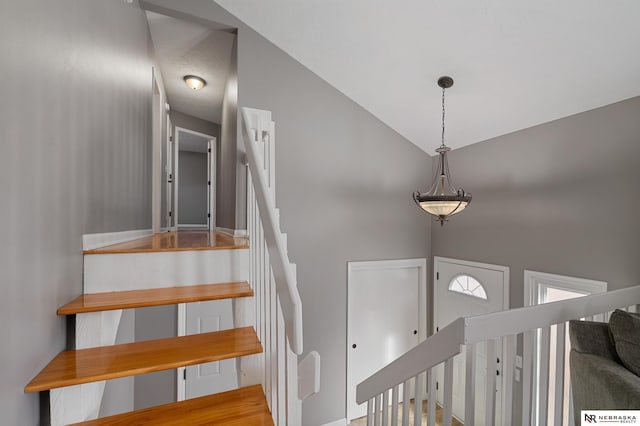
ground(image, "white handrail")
xmin=241 ymin=107 xmax=303 ymax=355
xmin=464 ymin=284 xmax=640 ymax=344
xmin=356 ymin=284 xmax=640 ymax=404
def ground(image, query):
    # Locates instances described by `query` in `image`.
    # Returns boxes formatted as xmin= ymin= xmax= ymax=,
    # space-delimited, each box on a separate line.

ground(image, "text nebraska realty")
xmin=586 ymin=414 xmax=638 ymax=424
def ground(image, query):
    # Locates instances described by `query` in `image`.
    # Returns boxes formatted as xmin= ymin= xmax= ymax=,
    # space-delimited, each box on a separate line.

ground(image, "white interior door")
xmin=434 ymin=257 xmax=509 ymax=426
xmin=178 ymin=300 xmax=238 ymax=399
xmin=347 ymin=259 xmax=427 ymax=422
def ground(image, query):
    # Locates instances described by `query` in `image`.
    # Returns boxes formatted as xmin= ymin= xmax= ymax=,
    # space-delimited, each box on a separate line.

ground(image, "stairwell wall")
xmin=0 ymin=0 xmax=154 ymax=424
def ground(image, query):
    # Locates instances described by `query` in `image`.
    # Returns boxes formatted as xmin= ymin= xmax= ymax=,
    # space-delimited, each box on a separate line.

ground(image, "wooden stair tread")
xmin=84 ymin=231 xmax=249 ymax=254
xmin=58 ymin=282 xmax=253 ymax=315
xmin=70 ymin=385 xmax=273 ymax=426
xmin=24 ymin=327 xmax=261 ymax=393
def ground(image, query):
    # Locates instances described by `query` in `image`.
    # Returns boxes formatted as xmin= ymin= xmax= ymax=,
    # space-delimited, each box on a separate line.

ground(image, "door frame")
xmin=151 ymin=69 xmax=164 ymax=233
xmin=165 ymin=106 xmax=175 ymax=231
xmin=523 ymin=270 xmax=607 ymax=426
xmin=433 ymin=256 xmax=510 ymax=424
xmin=524 ymin=270 xmax=607 ymax=308
xmin=177 ymin=302 xmax=187 ymax=400
xmin=173 ymin=126 xmax=217 ymax=231
xmin=346 ymin=258 xmax=427 ymax=422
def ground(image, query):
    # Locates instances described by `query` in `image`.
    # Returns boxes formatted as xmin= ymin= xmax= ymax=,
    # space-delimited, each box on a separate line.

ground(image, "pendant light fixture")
xmin=413 ymin=76 xmax=471 ymax=225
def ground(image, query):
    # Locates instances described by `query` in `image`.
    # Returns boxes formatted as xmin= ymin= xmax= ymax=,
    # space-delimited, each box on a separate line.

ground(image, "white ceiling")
xmin=146 ymin=11 xmax=235 ymax=124
xmin=214 ymin=0 xmax=640 ymax=154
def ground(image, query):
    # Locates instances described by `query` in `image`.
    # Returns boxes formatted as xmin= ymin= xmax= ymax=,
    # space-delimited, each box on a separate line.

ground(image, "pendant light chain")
xmin=441 ymin=86 xmax=446 ymax=148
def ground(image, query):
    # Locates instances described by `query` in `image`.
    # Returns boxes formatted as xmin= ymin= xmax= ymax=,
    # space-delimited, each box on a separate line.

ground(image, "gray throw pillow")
xmin=609 ymin=309 xmax=640 ymax=376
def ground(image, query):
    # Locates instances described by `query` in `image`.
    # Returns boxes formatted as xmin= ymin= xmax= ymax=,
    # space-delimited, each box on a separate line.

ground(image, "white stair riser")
xmin=60 ymin=248 xmax=250 ymax=424
xmin=84 ymin=249 xmax=249 ymax=293
xmin=50 ymin=383 xmax=105 ymax=426
xmin=50 ymin=310 xmax=124 ymax=426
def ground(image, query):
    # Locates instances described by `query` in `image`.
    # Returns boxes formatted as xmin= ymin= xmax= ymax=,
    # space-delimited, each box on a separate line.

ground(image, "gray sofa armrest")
xmin=571 ymin=351 xmax=640 ymax=424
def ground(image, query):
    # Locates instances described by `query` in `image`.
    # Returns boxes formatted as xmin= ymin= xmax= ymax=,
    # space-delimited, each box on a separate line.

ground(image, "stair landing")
xmin=84 ymin=231 xmax=248 ymax=254
xmin=70 ymin=385 xmax=273 ymax=426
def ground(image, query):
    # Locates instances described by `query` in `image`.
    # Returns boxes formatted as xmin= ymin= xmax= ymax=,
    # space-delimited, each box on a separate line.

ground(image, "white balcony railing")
xmin=357 ymin=285 xmax=640 ymax=426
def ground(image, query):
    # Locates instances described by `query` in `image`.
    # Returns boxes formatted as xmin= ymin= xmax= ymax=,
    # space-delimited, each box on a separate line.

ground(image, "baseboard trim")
xmin=215 ymin=227 xmax=248 ymax=238
xmin=321 ymin=419 xmax=347 ymax=426
xmin=83 ymin=229 xmax=153 ymax=251
xmin=177 ymin=224 xmax=208 ymax=229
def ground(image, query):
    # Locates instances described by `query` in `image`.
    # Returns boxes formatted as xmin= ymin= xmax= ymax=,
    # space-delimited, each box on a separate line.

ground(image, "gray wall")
xmin=0 ymin=0 xmax=153 ymax=424
xmin=237 ymin=26 xmax=433 ymax=426
xmin=170 ymin=110 xmax=220 ymax=139
xmin=219 ymin=36 xmax=239 ymax=230
xmin=431 ymin=95 xmax=640 ymax=422
xmin=178 ymin=151 xmax=209 ymax=224
xmin=143 ymin=2 xmax=433 ymax=424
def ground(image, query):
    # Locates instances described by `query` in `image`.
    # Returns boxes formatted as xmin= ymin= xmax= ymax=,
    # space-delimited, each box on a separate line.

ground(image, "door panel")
xmin=185 ymin=299 xmax=237 ymax=398
xmin=347 ymin=259 xmax=426 ymax=422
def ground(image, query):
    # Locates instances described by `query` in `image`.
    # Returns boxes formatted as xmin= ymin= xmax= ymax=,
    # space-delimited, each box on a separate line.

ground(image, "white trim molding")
xmin=215 ymin=227 xmax=248 ymax=238
xmin=320 ymin=419 xmax=347 ymax=426
xmin=82 ymin=229 xmax=153 ymax=251
xmin=524 ymin=270 xmax=607 ymax=307
xmin=523 ymin=270 xmax=607 ymax=426
xmin=177 ymin=224 xmax=209 ymax=229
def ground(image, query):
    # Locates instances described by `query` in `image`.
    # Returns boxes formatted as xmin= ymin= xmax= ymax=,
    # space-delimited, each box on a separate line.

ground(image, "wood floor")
xmin=84 ymin=231 xmax=248 ymax=254
xmin=348 ymin=400 xmax=464 ymax=426
xmin=71 ymin=385 xmax=274 ymax=426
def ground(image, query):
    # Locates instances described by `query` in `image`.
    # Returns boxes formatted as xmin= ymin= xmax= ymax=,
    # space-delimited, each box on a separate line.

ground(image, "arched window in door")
xmin=448 ymin=274 xmax=488 ymax=300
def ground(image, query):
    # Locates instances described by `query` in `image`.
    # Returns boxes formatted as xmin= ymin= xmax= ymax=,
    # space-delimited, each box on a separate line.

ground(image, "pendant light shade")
xmin=413 ymin=76 xmax=471 ymax=225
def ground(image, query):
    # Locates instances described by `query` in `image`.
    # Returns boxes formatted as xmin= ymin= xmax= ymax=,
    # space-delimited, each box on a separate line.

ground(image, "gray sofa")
xmin=570 ymin=312 xmax=640 ymax=425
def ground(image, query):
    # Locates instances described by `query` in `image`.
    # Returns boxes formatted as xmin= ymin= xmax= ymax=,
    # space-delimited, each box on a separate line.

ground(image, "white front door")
xmin=434 ymin=257 xmax=509 ymax=425
xmin=347 ymin=259 xmax=427 ymax=422
xmin=178 ymin=300 xmax=238 ymax=399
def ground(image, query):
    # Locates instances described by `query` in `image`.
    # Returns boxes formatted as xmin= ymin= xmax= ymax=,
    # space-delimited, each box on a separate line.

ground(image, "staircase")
xmin=25 ymin=108 xmax=319 ymax=425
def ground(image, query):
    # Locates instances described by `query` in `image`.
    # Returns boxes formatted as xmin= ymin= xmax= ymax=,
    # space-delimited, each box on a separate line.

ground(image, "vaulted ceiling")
xmin=214 ymin=0 xmax=640 ymax=154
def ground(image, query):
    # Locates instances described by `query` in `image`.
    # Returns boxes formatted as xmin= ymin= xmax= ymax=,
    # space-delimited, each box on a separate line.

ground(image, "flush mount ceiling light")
xmin=183 ymin=75 xmax=206 ymax=91
xmin=413 ymin=76 xmax=471 ymax=226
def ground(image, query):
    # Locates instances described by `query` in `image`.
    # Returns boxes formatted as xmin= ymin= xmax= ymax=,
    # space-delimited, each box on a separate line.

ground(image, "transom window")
xmin=448 ymin=274 xmax=488 ymax=300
